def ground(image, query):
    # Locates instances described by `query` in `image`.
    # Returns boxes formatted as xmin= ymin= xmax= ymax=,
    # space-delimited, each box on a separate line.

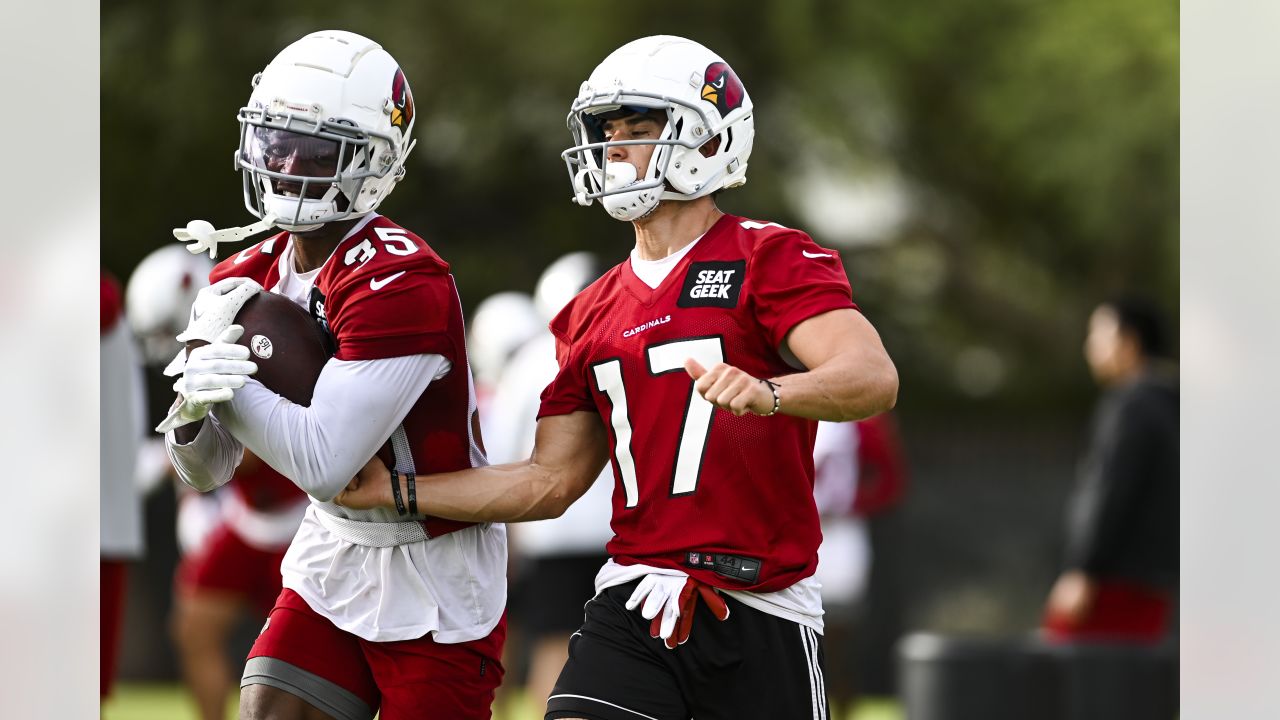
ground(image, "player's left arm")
xmin=686 ymin=307 xmax=898 ymax=422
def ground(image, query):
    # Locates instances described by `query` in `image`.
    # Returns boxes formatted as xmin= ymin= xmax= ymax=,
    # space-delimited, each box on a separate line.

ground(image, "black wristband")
xmin=405 ymin=472 xmax=418 ymax=516
xmin=390 ymin=469 xmax=407 ymax=516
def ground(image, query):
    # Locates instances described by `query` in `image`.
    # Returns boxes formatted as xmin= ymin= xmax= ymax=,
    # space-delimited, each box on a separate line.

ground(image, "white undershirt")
xmin=629 ymin=234 xmax=703 ymax=289
xmin=594 ymin=560 xmax=824 ymax=633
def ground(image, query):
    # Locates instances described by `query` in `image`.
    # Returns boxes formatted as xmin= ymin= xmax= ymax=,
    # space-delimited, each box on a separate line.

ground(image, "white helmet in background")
xmin=125 ymin=245 xmax=214 ymax=365
xmin=238 ymin=30 xmax=417 ymax=231
xmin=534 ymin=251 xmax=604 ymax=321
xmin=468 ymin=292 xmax=543 ymax=389
xmin=562 ymin=35 xmax=755 ymax=221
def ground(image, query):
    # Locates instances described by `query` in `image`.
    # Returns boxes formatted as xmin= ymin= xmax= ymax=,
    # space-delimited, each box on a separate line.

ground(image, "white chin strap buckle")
xmin=572 ymin=169 xmax=598 ymax=206
xmin=173 ymin=216 xmax=278 ymax=259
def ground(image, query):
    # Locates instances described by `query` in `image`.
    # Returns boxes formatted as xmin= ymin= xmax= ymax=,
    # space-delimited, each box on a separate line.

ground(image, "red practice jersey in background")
xmin=209 ymin=215 xmax=479 ymax=534
xmin=101 ymin=270 xmax=123 ymax=334
xmin=539 ymin=214 xmax=858 ymax=593
xmin=231 ymin=453 xmax=306 ymax=511
xmin=853 ymin=413 xmax=908 ymax=517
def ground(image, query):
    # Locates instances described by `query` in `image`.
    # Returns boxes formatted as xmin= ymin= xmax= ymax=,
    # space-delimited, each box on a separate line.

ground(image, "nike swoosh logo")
xmin=802 ymin=250 xmax=834 ymax=259
xmin=370 ymin=271 xmax=407 ymax=291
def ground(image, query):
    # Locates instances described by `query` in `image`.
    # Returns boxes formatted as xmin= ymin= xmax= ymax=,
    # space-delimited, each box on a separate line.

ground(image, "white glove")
xmin=626 ymin=572 xmax=691 ymax=645
xmin=156 ymin=325 xmax=257 ymax=433
xmin=625 ymin=571 xmax=732 ymax=649
xmin=173 ymin=216 xmax=277 ymax=259
xmin=176 ymin=277 xmax=263 ymax=346
xmin=160 ymin=277 xmax=261 ymax=384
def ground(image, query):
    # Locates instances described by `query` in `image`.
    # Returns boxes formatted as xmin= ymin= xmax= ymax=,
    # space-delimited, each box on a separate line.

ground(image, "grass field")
xmin=103 ymin=683 xmax=905 ymax=720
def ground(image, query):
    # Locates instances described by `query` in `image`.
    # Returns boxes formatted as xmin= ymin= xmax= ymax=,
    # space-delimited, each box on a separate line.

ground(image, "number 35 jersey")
xmin=539 ymin=214 xmax=859 ymax=593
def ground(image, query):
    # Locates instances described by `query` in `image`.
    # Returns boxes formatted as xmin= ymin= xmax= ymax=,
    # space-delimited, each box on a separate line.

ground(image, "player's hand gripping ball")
xmin=206 ymin=291 xmax=396 ymax=466
xmin=203 ymin=292 xmax=332 ymax=405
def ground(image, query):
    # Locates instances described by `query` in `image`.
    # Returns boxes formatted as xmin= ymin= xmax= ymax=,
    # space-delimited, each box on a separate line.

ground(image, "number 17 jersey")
xmin=538 ymin=214 xmax=859 ymax=593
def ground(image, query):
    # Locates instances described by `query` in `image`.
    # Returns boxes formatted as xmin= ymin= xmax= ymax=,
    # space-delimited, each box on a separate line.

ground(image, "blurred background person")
xmin=101 ymin=269 xmax=147 ymax=702
xmin=465 ymin=288 xmax=543 ymax=718
xmin=125 ymin=245 xmax=215 ymax=371
xmin=1043 ymin=295 xmax=1178 ymax=644
xmin=483 ymin=252 xmax=615 ymax=717
xmin=468 ymin=290 xmax=543 ymax=417
xmin=125 ymin=246 xmax=222 ymax=558
xmin=126 ymin=245 xmax=310 ymax=720
xmin=813 ymin=412 xmax=908 ymax=718
xmin=169 ymin=450 xmax=308 ymax=720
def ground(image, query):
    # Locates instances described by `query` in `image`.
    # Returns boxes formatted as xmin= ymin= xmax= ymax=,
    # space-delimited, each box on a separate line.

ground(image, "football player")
xmin=486 ymin=253 xmax=615 ymax=714
xmin=127 ymin=246 xmax=312 ymax=720
xmin=467 ymin=290 xmax=543 ymax=399
xmin=161 ymin=31 xmax=507 ymax=720
xmin=100 ymin=270 xmax=145 ymax=703
xmin=337 ymin=35 xmax=898 ymax=719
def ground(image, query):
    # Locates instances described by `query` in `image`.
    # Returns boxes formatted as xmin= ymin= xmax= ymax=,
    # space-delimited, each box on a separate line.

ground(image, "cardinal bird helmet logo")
xmin=701 ymin=61 xmax=744 ymax=116
xmin=390 ymin=68 xmax=414 ymax=133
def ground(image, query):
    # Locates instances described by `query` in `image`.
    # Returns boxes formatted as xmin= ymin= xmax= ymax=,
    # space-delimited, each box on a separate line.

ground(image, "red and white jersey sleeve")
xmin=538 ymin=215 xmax=858 ymax=594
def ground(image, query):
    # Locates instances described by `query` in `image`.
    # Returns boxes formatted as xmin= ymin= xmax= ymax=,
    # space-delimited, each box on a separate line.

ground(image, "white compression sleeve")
xmin=211 ymin=354 xmax=450 ymax=502
xmin=165 ymin=413 xmax=244 ymax=493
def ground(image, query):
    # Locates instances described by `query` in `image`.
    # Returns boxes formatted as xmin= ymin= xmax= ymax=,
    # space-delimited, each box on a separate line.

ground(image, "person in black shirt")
xmin=1043 ymin=295 xmax=1178 ymax=643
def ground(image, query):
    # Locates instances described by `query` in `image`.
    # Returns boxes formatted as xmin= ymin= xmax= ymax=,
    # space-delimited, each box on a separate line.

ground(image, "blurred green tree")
xmin=101 ymin=0 xmax=1176 ymax=412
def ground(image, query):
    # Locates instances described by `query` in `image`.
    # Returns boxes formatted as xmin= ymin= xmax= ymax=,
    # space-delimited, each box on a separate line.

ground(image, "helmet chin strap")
xmin=275 ymin=220 xmax=325 ymax=233
xmin=173 ymin=216 xmax=278 ymax=259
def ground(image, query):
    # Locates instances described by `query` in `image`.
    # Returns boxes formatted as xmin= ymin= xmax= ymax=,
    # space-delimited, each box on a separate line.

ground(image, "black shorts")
xmin=515 ymin=554 xmax=607 ymax=636
xmin=545 ymin=579 xmax=829 ymax=720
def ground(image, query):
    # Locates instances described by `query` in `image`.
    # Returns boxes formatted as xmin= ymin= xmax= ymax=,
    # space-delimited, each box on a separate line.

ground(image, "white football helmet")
xmin=563 ymin=35 xmax=755 ymax=221
xmin=125 ymin=245 xmax=214 ymax=365
xmin=467 ymin=292 xmax=543 ymax=389
xmin=534 ymin=251 xmax=604 ymax=321
xmin=238 ymin=30 xmax=417 ymax=231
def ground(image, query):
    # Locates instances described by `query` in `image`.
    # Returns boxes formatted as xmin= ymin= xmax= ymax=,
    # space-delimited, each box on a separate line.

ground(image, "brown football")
xmin=185 ymin=291 xmax=395 ymax=468
xmin=233 ymin=292 xmax=333 ymax=405
xmin=186 ymin=291 xmax=330 ymax=406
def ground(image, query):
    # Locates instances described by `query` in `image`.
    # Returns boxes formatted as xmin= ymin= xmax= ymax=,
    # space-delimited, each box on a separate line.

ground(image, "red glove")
xmin=666 ymin=577 xmax=731 ymax=649
xmin=627 ymin=573 xmax=732 ymax=649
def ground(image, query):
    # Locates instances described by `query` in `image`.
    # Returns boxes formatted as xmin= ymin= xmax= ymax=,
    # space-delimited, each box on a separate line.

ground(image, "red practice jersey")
xmin=209 ymin=215 xmax=479 ymax=534
xmin=539 ymin=215 xmax=858 ymax=593
xmin=853 ymin=413 xmax=908 ymax=517
xmin=231 ymin=453 xmax=306 ymax=511
xmin=101 ymin=270 xmax=123 ymax=335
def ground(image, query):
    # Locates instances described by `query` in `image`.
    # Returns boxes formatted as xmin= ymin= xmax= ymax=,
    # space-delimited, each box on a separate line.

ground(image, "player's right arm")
xmin=336 ymin=410 xmax=609 ymax=522
xmin=164 ymin=329 xmax=256 ymax=493
xmin=165 ymin=412 xmax=244 ymax=493
xmin=161 ymin=277 xmax=265 ymax=493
